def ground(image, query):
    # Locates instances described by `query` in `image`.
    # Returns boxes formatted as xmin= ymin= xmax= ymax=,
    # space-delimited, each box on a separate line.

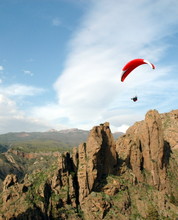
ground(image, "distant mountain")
xmin=112 ymin=131 xmax=124 ymax=139
xmin=0 ymin=129 xmax=89 ymax=148
xmin=0 ymin=128 xmax=124 ymax=151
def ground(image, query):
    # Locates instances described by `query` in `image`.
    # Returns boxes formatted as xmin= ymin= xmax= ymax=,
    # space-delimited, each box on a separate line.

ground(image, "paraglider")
xmin=120 ymin=58 xmax=155 ymax=102
xmin=121 ymin=58 xmax=155 ymax=82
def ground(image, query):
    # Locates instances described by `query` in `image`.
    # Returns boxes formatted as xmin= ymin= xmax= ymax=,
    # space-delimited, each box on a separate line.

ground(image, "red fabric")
xmin=121 ymin=59 xmax=154 ymax=82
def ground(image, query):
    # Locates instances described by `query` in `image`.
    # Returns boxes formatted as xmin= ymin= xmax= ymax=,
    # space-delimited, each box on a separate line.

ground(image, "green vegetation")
xmin=162 ymin=114 xmax=171 ymax=129
xmin=30 ymin=171 xmax=48 ymax=187
xmin=167 ymin=151 xmax=178 ymax=205
xmin=51 ymin=193 xmax=61 ymax=202
xmin=25 ymin=166 xmax=53 ymax=206
xmin=107 ymin=173 xmax=132 ymax=185
xmin=146 ymin=204 xmax=159 ymax=220
xmin=0 ymin=194 xmax=3 ymax=205
xmin=11 ymin=140 xmax=71 ymax=153
xmin=0 ymin=130 xmax=88 ymax=147
xmin=0 ymin=130 xmax=89 ymax=156
xmin=169 ymin=193 xmax=178 ymax=205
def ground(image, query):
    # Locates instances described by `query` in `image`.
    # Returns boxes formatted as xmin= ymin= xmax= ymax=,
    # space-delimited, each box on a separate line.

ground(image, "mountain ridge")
xmin=0 ymin=129 xmax=123 ymax=144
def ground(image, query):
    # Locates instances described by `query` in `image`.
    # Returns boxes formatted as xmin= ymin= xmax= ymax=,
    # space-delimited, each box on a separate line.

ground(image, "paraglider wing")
xmin=121 ymin=59 xmax=155 ymax=82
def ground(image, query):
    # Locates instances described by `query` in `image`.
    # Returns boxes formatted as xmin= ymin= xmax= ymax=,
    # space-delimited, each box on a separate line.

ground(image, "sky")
xmin=0 ymin=0 xmax=178 ymax=134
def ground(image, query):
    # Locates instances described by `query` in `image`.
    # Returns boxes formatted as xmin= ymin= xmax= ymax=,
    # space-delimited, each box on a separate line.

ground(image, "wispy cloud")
xmin=0 ymin=94 xmax=51 ymax=134
xmin=0 ymin=83 xmax=67 ymax=133
xmin=52 ymin=17 xmax=61 ymax=26
xmin=23 ymin=70 xmax=34 ymax=76
xmin=49 ymin=0 xmax=178 ymax=131
xmin=0 ymin=84 xmax=56 ymax=133
xmin=0 ymin=66 xmax=4 ymax=84
xmin=0 ymin=66 xmax=4 ymax=71
xmin=0 ymin=84 xmax=44 ymax=97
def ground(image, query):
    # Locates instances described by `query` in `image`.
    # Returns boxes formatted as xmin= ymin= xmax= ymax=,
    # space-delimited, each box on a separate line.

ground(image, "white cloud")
xmin=0 ymin=94 xmax=18 ymax=116
xmin=0 ymin=66 xmax=4 ymax=71
xmin=0 ymin=94 xmax=52 ymax=134
xmin=0 ymin=82 xmax=68 ymax=133
xmin=111 ymin=124 xmax=129 ymax=133
xmin=0 ymin=84 xmax=51 ymax=133
xmin=0 ymin=84 xmax=45 ymax=97
xmin=23 ymin=70 xmax=34 ymax=76
xmin=31 ymin=103 xmax=64 ymax=121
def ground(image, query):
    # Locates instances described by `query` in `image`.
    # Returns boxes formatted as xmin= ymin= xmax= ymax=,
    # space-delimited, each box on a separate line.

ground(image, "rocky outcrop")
xmin=0 ymin=153 xmax=25 ymax=191
xmin=3 ymin=174 xmax=18 ymax=191
xmin=1 ymin=174 xmax=33 ymax=219
xmin=161 ymin=109 xmax=178 ymax=149
xmin=77 ymin=122 xmax=117 ymax=203
xmin=0 ymin=110 xmax=178 ymax=220
xmin=116 ymin=110 xmax=167 ymax=190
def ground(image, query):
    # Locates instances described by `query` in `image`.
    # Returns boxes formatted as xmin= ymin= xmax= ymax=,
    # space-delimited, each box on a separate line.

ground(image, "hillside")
xmin=0 ymin=109 xmax=177 ymax=219
xmin=0 ymin=129 xmax=90 ymax=192
xmin=0 ymin=129 xmax=123 ymax=192
xmin=0 ymin=129 xmax=89 ymax=148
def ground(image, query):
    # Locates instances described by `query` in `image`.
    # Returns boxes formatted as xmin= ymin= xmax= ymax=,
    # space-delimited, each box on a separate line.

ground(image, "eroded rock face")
xmin=3 ymin=174 xmax=18 ymax=191
xmin=1 ymin=175 xmax=32 ymax=219
xmin=77 ymin=122 xmax=117 ymax=203
xmin=81 ymin=192 xmax=111 ymax=220
xmin=116 ymin=110 xmax=167 ymax=189
xmin=50 ymin=152 xmax=78 ymax=209
xmin=161 ymin=109 xmax=178 ymax=149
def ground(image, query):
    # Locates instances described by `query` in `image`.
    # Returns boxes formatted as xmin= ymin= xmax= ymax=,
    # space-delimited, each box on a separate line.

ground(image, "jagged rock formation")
xmin=0 ymin=110 xmax=178 ymax=220
xmin=0 ymin=152 xmax=25 ymax=192
xmin=116 ymin=110 xmax=167 ymax=189
xmin=161 ymin=109 xmax=178 ymax=149
xmin=0 ymin=149 xmax=61 ymax=192
xmin=77 ymin=122 xmax=117 ymax=203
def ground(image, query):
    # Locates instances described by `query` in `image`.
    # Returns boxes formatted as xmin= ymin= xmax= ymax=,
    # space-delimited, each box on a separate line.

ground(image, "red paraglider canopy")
xmin=121 ymin=58 xmax=155 ymax=82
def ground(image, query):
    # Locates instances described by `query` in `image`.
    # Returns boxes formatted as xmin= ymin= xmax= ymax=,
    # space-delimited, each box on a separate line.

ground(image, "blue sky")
xmin=0 ymin=0 xmax=178 ymax=134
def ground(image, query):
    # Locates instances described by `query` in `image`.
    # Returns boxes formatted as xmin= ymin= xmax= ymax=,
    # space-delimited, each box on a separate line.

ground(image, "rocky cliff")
xmin=116 ymin=110 xmax=167 ymax=189
xmin=0 ymin=109 xmax=178 ymax=220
